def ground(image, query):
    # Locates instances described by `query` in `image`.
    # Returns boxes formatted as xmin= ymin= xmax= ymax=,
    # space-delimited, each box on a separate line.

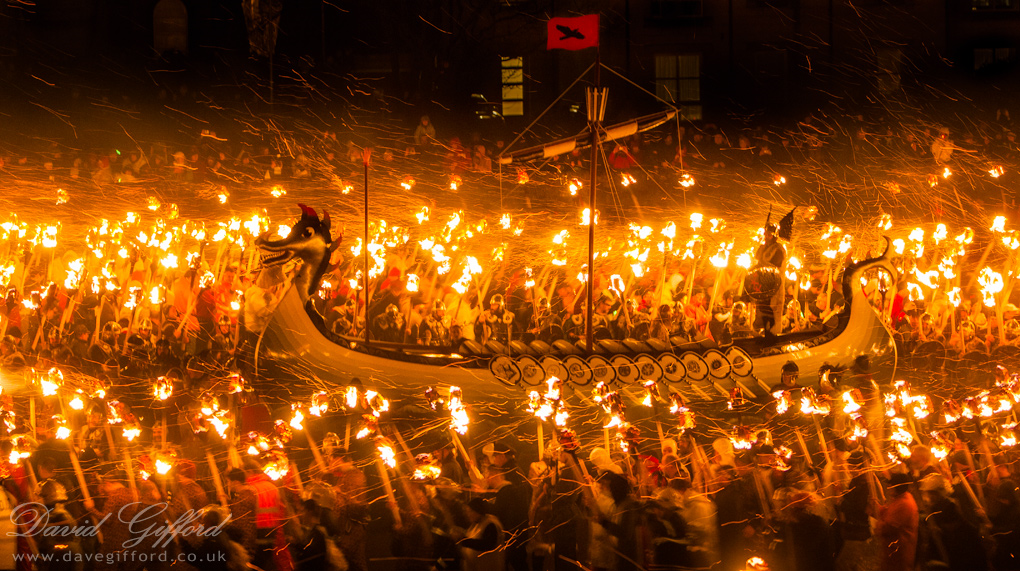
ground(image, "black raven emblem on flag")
xmin=556 ymin=25 xmax=585 ymax=41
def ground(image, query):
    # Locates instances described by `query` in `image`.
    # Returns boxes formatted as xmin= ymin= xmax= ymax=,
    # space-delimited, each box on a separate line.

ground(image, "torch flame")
xmin=992 ymin=216 xmax=1007 ymax=233
xmin=447 ymin=386 xmax=470 ymax=435
xmin=153 ymin=377 xmax=173 ymax=401
xmin=979 ymin=267 xmax=1004 ymax=307
xmin=377 ymin=443 xmax=397 ymax=469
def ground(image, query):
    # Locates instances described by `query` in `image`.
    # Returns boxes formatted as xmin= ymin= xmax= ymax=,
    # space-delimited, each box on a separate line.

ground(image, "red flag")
xmin=547 ymin=15 xmax=599 ymax=51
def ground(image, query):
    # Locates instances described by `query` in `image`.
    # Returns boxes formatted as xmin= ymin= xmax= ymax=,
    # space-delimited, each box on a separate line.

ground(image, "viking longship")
xmin=241 ymin=205 xmax=897 ymax=402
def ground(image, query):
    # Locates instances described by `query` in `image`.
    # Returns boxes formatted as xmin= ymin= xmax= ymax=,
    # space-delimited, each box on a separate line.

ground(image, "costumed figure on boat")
xmin=746 ymin=207 xmax=795 ymax=338
xmin=240 ymin=205 xmax=897 ymax=403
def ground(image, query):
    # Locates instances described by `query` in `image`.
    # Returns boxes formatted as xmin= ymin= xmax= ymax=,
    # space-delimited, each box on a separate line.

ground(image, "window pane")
xmin=676 ymin=78 xmax=700 ymax=102
xmin=655 ymin=80 xmax=676 ymax=103
xmin=655 ymin=55 xmax=677 ymax=80
xmin=502 ymin=85 xmax=524 ymax=99
xmin=503 ymin=101 xmax=524 ymax=116
xmin=677 ymin=54 xmax=700 ymax=78
xmin=680 ymin=104 xmax=702 ymax=121
xmin=502 ymin=68 xmax=524 ymax=85
xmin=501 ymin=57 xmax=523 ymax=68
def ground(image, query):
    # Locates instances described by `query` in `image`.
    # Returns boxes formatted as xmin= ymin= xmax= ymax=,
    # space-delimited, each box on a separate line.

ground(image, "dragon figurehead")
xmin=254 ymin=204 xmax=335 ymax=302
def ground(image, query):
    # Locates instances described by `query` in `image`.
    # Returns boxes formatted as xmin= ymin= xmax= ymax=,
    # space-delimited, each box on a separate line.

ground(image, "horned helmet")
xmin=431 ymin=300 xmax=446 ymax=319
xmin=385 ymin=304 xmax=400 ymax=320
xmin=137 ymin=318 xmax=153 ymax=337
xmin=101 ymin=321 xmax=122 ymax=345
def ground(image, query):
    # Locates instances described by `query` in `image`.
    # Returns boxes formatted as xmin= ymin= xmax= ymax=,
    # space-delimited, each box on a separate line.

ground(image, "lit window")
xmin=655 ymin=54 xmax=702 ymax=121
xmin=501 ymin=57 xmax=524 ymax=117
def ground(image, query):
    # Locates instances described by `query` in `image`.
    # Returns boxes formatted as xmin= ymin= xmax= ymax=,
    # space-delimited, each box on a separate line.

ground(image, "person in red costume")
xmin=877 ymin=473 xmax=918 ymax=571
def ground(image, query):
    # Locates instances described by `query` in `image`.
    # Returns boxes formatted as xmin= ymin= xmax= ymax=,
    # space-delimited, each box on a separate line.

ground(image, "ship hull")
xmin=247 ymin=246 xmax=897 ymax=402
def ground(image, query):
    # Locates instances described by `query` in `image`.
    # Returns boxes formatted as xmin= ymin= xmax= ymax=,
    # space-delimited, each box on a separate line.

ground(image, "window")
xmin=972 ymin=0 xmax=1017 ymax=9
xmin=650 ymin=0 xmax=703 ymax=19
xmin=876 ymin=48 xmax=903 ymax=92
xmin=501 ymin=57 xmax=524 ymax=117
xmin=654 ymin=54 xmax=702 ymax=120
xmin=974 ymin=47 xmax=1015 ymax=70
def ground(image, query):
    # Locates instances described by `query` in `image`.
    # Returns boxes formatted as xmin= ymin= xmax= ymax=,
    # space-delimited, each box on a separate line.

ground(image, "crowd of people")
xmin=1 ymin=100 xmax=1017 ymax=207
xmin=1 ymin=100 xmax=1020 ymax=571
xmin=0 ymin=203 xmax=1019 ymax=571
xmin=324 ymin=222 xmax=840 ymax=350
xmin=10 ymin=349 xmax=1020 ymax=571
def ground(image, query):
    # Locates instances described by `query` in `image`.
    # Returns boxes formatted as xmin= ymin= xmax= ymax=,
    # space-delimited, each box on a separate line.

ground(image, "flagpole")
xmin=364 ymin=147 xmax=371 ymax=346
xmin=586 ymin=44 xmax=601 ymax=355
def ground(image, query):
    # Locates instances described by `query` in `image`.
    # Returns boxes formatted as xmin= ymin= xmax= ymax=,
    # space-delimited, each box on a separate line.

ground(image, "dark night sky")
xmin=1 ymin=0 xmax=1018 ymax=147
